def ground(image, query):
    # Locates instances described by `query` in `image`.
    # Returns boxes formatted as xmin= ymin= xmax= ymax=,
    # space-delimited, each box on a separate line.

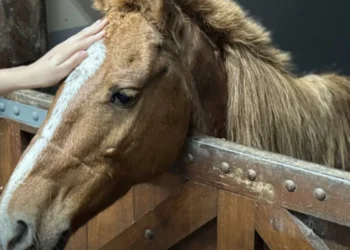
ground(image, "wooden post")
xmin=0 ymin=119 xmax=22 ymax=194
xmin=217 ymin=191 xmax=256 ymax=250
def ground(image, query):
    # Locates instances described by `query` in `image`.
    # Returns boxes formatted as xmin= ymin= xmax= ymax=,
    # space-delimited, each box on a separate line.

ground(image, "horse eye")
xmin=110 ymin=89 xmax=139 ymax=107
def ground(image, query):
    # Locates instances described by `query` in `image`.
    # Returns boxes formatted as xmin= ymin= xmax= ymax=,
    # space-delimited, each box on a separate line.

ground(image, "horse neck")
xmin=172 ymin=0 xmax=350 ymax=169
xmin=224 ymin=43 xmax=350 ymax=168
xmin=186 ymin=29 xmax=228 ymax=138
xmin=183 ymin=21 xmax=350 ymax=168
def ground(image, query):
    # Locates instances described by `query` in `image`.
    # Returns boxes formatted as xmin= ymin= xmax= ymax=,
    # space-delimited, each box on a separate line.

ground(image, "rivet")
xmin=144 ymin=229 xmax=154 ymax=240
xmin=314 ymin=188 xmax=326 ymax=201
xmin=185 ymin=154 xmax=193 ymax=163
xmin=285 ymin=180 xmax=296 ymax=192
xmin=0 ymin=102 xmax=5 ymax=112
xmin=13 ymin=106 xmax=20 ymax=116
xmin=32 ymin=112 xmax=39 ymax=121
xmin=220 ymin=162 xmax=231 ymax=174
xmin=247 ymin=169 xmax=257 ymax=181
xmin=0 ymin=186 xmax=3 ymax=191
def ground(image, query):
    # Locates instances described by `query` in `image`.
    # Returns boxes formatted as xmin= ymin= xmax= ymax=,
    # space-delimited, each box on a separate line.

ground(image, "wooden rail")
xmin=2 ymin=90 xmax=350 ymax=249
xmin=177 ymin=136 xmax=350 ymax=228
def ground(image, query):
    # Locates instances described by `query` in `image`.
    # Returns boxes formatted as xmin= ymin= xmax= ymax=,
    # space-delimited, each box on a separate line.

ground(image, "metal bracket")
xmin=0 ymin=98 xmax=47 ymax=128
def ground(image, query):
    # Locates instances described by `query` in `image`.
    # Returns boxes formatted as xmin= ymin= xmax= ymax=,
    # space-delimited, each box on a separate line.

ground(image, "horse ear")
xmin=93 ymin=0 xmax=110 ymax=13
xmin=93 ymin=0 xmax=165 ymax=22
xmin=141 ymin=0 xmax=165 ymax=19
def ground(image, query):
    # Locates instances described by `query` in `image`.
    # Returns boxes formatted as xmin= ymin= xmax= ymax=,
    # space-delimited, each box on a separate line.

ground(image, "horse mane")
xmin=173 ymin=0 xmax=350 ymax=169
xmin=93 ymin=0 xmax=350 ymax=169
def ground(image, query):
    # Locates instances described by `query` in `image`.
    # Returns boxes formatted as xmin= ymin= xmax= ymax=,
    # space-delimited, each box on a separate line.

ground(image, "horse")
xmin=1 ymin=0 xmax=350 ymax=249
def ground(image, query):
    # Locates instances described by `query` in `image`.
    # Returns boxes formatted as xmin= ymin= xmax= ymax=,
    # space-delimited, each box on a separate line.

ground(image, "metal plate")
xmin=0 ymin=98 xmax=47 ymax=128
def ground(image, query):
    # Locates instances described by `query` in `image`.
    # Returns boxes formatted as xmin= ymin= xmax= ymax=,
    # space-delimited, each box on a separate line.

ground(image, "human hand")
xmin=26 ymin=18 xmax=109 ymax=88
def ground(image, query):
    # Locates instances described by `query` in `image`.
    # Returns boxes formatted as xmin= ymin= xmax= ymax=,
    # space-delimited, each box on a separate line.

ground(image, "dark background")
xmin=237 ymin=0 xmax=350 ymax=76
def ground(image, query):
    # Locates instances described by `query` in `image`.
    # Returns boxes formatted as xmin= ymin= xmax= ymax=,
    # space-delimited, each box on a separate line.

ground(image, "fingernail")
xmin=93 ymin=19 xmax=101 ymax=25
xmin=98 ymin=29 xmax=106 ymax=35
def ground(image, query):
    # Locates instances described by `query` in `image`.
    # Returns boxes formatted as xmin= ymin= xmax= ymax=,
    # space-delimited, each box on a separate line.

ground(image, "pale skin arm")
xmin=0 ymin=18 xmax=108 ymax=95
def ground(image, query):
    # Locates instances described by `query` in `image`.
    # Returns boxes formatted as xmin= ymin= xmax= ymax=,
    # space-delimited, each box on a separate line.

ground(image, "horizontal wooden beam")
xmin=4 ymin=90 xmax=53 ymax=110
xmin=176 ymin=136 xmax=350 ymax=228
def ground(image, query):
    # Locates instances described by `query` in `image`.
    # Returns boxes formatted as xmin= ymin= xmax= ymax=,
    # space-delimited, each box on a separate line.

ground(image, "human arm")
xmin=0 ymin=18 xmax=108 ymax=95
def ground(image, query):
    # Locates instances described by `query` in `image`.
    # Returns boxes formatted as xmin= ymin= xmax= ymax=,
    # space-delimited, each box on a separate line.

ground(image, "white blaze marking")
xmin=0 ymin=40 xmax=106 ymax=221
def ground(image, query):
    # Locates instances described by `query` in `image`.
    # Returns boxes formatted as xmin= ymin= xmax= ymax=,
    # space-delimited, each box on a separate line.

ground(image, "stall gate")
xmin=2 ymin=90 xmax=350 ymax=250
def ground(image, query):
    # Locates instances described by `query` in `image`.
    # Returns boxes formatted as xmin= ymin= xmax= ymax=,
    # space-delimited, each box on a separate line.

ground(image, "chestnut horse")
xmin=1 ymin=0 xmax=350 ymax=249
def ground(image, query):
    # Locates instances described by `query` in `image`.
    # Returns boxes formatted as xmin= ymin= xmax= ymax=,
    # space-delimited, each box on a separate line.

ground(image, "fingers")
xmin=49 ymin=17 xmax=108 ymax=66
xmin=53 ymin=29 xmax=106 ymax=65
xmin=68 ymin=18 xmax=108 ymax=43
xmin=58 ymin=51 xmax=89 ymax=75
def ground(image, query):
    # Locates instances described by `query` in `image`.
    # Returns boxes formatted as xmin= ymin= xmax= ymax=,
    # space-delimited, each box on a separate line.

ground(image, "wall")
xmin=44 ymin=0 xmax=350 ymax=75
xmin=237 ymin=0 xmax=350 ymax=75
xmin=45 ymin=0 xmax=101 ymax=49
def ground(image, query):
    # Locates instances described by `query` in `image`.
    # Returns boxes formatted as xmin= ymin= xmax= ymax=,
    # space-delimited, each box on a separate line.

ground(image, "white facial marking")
xmin=0 ymin=40 xmax=106 ymax=238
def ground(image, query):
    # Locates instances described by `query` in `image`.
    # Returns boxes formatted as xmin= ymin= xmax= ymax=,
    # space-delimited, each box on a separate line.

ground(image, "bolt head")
xmin=285 ymin=180 xmax=296 ymax=192
xmin=144 ymin=229 xmax=154 ymax=240
xmin=0 ymin=102 xmax=5 ymax=112
xmin=185 ymin=154 xmax=193 ymax=163
xmin=13 ymin=106 xmax=20 ymax=116
xmin=220 ymin=162 xmax=231 ymax=173
xmin=247 ymin=169 xmax=257 ymax=181
xmin=314 ymin=188 xmax=326 ymax=201
xmin=32 ymin=111 xmax=39 ymax=121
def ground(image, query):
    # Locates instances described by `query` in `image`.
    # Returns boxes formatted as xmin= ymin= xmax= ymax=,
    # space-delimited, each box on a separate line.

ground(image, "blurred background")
xmin=237 ymin=0 xmax=350 ymax=76
xmin=45 ymin=0 xmax=350 ymax=76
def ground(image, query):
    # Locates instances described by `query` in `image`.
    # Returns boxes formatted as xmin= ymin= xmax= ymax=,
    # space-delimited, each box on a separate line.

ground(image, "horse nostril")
xmin=8 ymin=220 xmax=29 ymax=249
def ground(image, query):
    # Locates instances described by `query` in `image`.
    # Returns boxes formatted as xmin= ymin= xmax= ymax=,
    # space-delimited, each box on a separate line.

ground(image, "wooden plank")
xmin=87 ymin=188 xmax=134 ymax=250
xmin=19 ymin=123 xmax=39 ymax=135
xmin=65 ymin=226 xmax=88 ymax=250
xmin=0 ymin=0 xmax=47 ymax=67
xmin=0 ymin=119 xmax=22 ymax=193
xmin=177 ymin=136 xmax=350 ymax=228
xmin=293 ymin=211 xmax=350 ymax=250
xmin=217 ymin=191 xmax=255 ymax=250
xmin=170 ymin=219 xmax=217 ymax=250
xmin=134 ymin=172 xmax=186 ymax=220
xmin=255 ymin=202 xmax=329 ymax=250
xmin=4 ymin=90 xmax=53 ymax=110
xmin=100 ymin=181 xmax=218 ymax=250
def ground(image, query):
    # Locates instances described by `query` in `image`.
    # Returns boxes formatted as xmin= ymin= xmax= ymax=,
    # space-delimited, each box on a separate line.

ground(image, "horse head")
xmin=0 ymin=0 xmax=227 ymax=248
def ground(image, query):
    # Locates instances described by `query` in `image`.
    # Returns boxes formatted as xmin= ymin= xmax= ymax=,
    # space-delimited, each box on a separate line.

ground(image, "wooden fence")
xmin=1 ymin=90 xmax=350 ymax=249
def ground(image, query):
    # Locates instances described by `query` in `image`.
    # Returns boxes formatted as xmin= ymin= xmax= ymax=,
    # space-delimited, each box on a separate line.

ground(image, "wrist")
xmin=14 ymin=65 xmax=34 ymax=90
xmin=0 ymin=64 xmax=41 ymax=95
xmin=15 ymin=63 xmax=47 ymax=90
